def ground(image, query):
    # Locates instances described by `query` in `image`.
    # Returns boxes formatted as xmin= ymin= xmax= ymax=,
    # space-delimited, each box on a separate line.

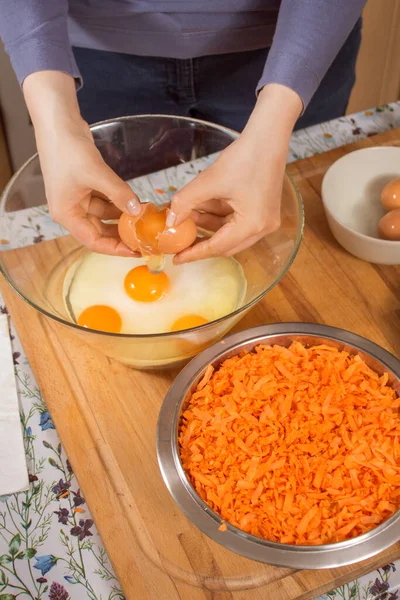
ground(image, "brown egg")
xmin=378 ymin=208 xmax=400 ymax=241
xmin=118 ymin=202 xmax=197 ymax=255
xmin=158 ymin=218 xmax=198 ymax=254
xmin=380 ymin=179 xmax=400 ymax=211
xmin=134 ymin=203 xmax=167 ymax=254
xmin=118 ymin=212 xmax=140 ymax=251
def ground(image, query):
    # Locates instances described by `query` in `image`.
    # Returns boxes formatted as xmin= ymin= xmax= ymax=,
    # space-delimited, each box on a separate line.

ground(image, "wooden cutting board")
xmin=1 ymin=129 xmax=400 ymax=600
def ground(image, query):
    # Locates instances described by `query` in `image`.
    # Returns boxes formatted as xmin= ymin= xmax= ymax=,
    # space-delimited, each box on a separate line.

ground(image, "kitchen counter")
xmin=1 ymin=103 xmax=400 ymax=600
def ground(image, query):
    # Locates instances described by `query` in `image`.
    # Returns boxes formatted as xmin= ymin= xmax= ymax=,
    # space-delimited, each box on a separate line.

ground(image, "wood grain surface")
xmin=0 ymin=130 xmax=399 ymax=600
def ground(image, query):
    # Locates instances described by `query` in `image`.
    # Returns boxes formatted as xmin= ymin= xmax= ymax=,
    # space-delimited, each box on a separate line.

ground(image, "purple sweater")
xmin=1 ymin=0 xmax=365 ymax=109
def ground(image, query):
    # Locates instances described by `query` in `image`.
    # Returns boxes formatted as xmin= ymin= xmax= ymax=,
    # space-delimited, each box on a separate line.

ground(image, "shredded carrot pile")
xmin=178 ymin=342 xmax=400 ymax=545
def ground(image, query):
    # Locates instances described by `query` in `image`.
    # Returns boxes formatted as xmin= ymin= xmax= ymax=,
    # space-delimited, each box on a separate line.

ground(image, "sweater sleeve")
xmin=257 ymin=0 xmax=366 ymax=110
xmin=0 ymin=0 xmax=81 ymax=86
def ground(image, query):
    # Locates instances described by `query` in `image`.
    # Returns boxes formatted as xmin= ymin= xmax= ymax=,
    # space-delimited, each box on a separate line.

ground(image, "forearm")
xmin=242 ymin=84 xmax=302 ymax=159
xmin=23 ymin=71 xmax=83 ymax=135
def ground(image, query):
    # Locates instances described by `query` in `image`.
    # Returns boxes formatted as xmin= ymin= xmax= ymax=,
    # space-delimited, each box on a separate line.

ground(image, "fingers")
xmin=174 ymin=212 xmax=281 ymax=264
xmin=174 ymin=219 xmax=253 ymax=264
xmin=92 ymin=221 xmax=119 ymax=239
xmin=48 ymin=162 xmax=141 ymax=255
xmin=223 ymin=216 xmax=280 ymax=256
xmin=65 ymin=211 xmax=135 ymax=257
xmin=194 ymin=198 xmax=232 ymax=217
xmin=85 ymin=196 xmax=122 ymax=221
xmin=90 ymin=163 xmax=142 ymax=216
xmin=169 ymin=172 xmax=215 ymax=227
xmin=191 ymin=210 xmax=230 ymax=233
xmin=222 ymin=231 xmax=267 ymax=257
xmin=190 ymin=196 xmax=233 ymax=231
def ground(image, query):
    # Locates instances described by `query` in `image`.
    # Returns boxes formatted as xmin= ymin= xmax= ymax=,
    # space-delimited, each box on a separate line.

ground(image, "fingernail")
xmin=166 ymin=209 xmax=176 ymax=228
xmin=126 ymin=198 xmax=141 ymax=216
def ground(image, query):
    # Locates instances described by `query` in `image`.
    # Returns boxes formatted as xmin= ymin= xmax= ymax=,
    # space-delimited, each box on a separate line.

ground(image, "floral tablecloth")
xmin=1 ymin=103 xmax=400 ymax=600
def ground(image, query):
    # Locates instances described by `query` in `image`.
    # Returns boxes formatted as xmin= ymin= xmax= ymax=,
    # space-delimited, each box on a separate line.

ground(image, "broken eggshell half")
xmin=118 ymin=202 xmax=198 ymax=256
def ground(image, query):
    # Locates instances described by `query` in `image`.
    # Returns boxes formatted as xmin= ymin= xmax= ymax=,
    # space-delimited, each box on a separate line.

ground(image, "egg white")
xmin=63 ymin=253 xmax=247 ymax=334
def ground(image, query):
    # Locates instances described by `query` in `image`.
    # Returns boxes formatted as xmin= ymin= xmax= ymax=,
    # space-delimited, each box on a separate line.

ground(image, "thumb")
xmin=168 ymin=172 xmax=214 ymax=227
xmin=91 ymin=163 xmax=141 ymax=217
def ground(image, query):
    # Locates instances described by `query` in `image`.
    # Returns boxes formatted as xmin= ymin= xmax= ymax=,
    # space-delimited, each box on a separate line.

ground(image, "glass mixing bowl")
xmin=0 ymin=115 xmax=304 ymax=369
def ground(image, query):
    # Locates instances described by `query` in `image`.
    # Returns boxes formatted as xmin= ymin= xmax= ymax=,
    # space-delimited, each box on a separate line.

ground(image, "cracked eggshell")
xmin=118 ymin=203 xmax=198 ymax=255
xmin=118 ymin=212 xmax=141 ymax=251
xmin=158 ymin=216 xmax=198 ymax=254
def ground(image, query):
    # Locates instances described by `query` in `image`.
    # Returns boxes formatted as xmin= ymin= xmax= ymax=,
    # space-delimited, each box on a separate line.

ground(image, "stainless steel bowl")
xmin=157 ymin=323 xmax=400 ymax=569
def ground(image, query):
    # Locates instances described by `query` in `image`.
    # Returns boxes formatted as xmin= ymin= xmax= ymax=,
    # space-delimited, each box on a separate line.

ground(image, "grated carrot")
xmin=178 ymin=342 xmax=400 ymax=545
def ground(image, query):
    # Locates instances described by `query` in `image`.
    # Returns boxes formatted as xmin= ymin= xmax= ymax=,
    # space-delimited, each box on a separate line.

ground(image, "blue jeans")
xmin=73 ymin=18 xmax=361 ymax=132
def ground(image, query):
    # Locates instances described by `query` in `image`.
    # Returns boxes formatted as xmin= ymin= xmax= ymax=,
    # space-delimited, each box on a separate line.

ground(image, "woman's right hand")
xmin=23 ymin=71 xmax=141 ymax=256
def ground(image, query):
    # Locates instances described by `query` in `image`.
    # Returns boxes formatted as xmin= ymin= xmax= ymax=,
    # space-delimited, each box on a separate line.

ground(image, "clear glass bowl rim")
xmin=0 ymin=114 xmax=305 ymax=338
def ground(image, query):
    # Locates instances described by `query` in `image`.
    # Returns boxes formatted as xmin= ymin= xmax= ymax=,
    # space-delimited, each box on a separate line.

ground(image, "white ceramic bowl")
xmin=321 ymin=146 xmax=400 ymax=264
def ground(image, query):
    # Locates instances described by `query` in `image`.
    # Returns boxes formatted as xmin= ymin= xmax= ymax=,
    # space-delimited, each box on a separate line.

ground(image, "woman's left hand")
xmin=168 ymin=83 xmax=302 ymax=264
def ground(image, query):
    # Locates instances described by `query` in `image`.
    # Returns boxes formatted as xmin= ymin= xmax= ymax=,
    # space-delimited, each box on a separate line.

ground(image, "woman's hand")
xmin=23 ymin=71 xmax=141 ymax=256
xmin=170 ymin=136 xmax=285 ymax=262
xmin=169 ymin=84 xmax=302 ymax=264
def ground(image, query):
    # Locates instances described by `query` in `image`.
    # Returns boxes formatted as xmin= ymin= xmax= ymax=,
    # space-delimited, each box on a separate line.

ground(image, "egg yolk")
xmin=124 ymin=265 xmax=169 ymax=302
xmin=77 ymin=305 xmax=122 ymax=333
xmin=170 ymin=314 xmax=209 ymax=331
xmin=135 ymin=204 xmax=167 ymax=253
